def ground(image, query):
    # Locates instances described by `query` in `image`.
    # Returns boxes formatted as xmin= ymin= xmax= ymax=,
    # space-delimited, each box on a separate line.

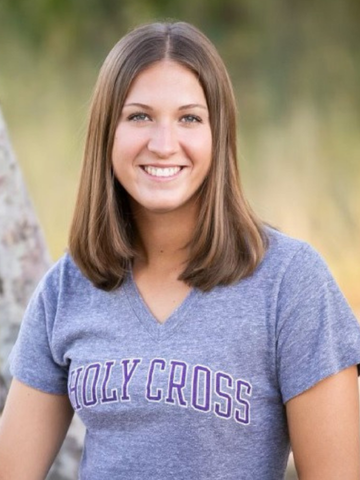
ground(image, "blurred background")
xmin=0 ymin=0 xmax=359 ymax=309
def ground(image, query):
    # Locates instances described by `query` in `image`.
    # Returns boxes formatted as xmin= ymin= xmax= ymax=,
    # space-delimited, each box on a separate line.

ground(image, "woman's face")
xmin=111 ymin=60 xmax=212 ymax=216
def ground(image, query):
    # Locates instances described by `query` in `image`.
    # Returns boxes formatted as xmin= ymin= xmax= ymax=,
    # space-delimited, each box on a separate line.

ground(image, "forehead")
xmin=124 ymin=60 xmax=206 ymax=104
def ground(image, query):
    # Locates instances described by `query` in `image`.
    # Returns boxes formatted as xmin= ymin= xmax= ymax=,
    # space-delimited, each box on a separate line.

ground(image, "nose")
xmin=147 ymin=123 xmax=179 ymax=158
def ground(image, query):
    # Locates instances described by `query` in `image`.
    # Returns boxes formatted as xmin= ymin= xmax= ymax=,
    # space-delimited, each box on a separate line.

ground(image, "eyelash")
xmin=127 ymin=113 xmax=203 ymax=123
xmin=127 ymin=112 xmax=150 ymax=122
xmin=181 ymin=114 xmax=202 ymax=123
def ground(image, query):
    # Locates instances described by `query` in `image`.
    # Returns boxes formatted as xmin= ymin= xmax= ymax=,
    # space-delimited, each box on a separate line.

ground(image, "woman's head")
xmin=69 ymin=21 xmax=267 ymax=290
xmin=90 ymin=21 xmax=237 ymax=202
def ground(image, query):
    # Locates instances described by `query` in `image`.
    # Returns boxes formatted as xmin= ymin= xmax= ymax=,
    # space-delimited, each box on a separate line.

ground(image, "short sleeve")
xmin=9 ymin=273 xmax=68 ymax=395
xmin=276 ymin=243 xmax=360 ymax=404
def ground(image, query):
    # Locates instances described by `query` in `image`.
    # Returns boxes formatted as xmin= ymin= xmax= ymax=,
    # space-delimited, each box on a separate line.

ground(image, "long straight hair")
xmin=69 ymin=21 xmax=268 ymax=291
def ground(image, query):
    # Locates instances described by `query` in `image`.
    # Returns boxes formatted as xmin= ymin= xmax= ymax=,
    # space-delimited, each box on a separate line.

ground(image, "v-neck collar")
xmin=123 ymin=270 xmax=200 ymax=341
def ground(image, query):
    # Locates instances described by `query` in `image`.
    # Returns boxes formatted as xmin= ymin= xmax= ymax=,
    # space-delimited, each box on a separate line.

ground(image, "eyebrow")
xmin=123 ymin=102 xmax=208 ymax=111
xmin=179 ymin=103 xmax=208 ymax=111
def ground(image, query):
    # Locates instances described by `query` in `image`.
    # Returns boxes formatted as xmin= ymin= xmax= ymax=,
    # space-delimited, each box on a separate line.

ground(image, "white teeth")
xmin=143 ymin=166 xmax=181 ymax=177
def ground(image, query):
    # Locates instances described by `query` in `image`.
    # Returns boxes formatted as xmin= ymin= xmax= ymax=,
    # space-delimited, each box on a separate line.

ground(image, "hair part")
xmin=69 ymin=21 xmax=268 ymax=291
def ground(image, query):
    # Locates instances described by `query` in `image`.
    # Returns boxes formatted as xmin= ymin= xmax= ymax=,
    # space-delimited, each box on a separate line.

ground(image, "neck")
xmin=132 ymin=202 xmax=198 ymax=272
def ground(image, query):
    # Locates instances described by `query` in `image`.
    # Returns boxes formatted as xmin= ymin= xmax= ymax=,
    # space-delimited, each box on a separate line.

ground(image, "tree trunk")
xmin=0 ymin=106 xmax=83 ymax=479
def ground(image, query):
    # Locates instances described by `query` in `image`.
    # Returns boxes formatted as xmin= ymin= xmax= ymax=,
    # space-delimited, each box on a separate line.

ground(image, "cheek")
xmin=183 ymin=130 xmax=212 ymax=165
xmin=196 ymin=133 xmax=212 ymax=169
xmin=112 ymin=128 xmax=148 ymax=167
xmin=111 ymin=143 xmax=128 ymax=184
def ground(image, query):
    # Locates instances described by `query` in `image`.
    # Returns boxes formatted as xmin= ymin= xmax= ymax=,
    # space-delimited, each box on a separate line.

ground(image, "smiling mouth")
xmin=142 ymin=166 xmax=183 ymax=178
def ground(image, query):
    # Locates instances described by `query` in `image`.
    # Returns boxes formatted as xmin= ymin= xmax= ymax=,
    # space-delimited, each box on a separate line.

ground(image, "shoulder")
xmin=264 ymin=227 xmax=311 ymax=262
xmin=21 ymin=251 xmax=98 ymax=338
xmin=260 ymin=227 xmax=329 ymax=282
xmin=34 ymin=251 xmax=93 ymax=300
xmin=242 ymin=226 xmax=340 ymax=309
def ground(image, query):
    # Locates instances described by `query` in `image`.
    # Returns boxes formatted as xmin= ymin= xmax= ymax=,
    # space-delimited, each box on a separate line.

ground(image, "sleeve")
xmin=8 ymin=274 xmax=69 ymax=395
xmin=276 ymin=243 xmax=360 ymax=404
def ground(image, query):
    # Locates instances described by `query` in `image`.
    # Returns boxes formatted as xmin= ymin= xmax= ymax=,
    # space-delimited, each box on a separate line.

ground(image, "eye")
xmin=128 ymin=112 xmax=151 ymax=122
xmin=180 ymin=114 xmax=202 ymax=124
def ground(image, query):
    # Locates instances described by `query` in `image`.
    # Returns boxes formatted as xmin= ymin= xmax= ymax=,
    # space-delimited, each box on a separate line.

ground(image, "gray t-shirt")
xmin=9 ymin=228 xmax=360 ymax=479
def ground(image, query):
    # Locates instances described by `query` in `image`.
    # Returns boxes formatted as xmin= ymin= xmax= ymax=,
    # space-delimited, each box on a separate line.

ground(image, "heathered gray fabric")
xmin=9 ymin=228 xmax=360 ymax=479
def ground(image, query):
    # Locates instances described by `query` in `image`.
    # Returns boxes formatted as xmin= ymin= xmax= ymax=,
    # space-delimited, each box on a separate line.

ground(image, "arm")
xmin=0 ymin=378 xmax=74 ymax=480
xmin=286 ymin=365 xmax=360 ymax=480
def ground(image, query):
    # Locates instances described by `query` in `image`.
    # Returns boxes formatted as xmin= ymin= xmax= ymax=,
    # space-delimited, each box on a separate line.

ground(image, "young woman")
xmin=1 ymin=21 xmax=360 ymax=480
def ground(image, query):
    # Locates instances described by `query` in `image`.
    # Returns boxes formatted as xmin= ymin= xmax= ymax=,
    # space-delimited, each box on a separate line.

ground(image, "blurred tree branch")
xmin=0 ymin=107 xmax=83 ymax=480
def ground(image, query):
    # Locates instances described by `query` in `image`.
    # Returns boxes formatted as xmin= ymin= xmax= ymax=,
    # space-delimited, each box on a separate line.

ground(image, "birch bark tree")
xmin=0 ymin=107 xmax=83 ymax=479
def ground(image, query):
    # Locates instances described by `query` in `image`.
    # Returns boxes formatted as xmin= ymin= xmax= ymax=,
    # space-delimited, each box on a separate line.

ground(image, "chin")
xmin=131 ymin=195 xmax=196 ymax=216
xmin=145 ymin=204 xmax=183 ymax=214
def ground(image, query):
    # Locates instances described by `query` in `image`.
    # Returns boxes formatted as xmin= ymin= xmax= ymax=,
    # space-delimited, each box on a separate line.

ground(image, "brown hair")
xmin=69 ymin=21 xmax=268 ymax=291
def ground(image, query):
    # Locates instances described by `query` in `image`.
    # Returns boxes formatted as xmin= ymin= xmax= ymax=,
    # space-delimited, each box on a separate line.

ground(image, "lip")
xmin=139 ymin=163 xmax=186 ymax=168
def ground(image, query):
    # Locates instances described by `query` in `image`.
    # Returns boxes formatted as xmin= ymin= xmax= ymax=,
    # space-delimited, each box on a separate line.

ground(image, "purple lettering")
xmin=165 ymin=361 xmax=188 ymax=407
xmin=68 ymin=367 xmax=83 ymax=410
xmin=234 ymin=379 xmax=252 ymax=425
xmin=214 ymin=371 xmax=233 ymax=419
xmin=192 ymin=365 xmax=211 ymax=412
xmin=146 ymin=359 xmax=166 ymax=402
xmin=83 ymin=363 xmax=101 ymax=407
xmin=101 ymin=360 xmax=118 ymax=404
xmin=121 ymin=358 xmax=142 ymax=401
